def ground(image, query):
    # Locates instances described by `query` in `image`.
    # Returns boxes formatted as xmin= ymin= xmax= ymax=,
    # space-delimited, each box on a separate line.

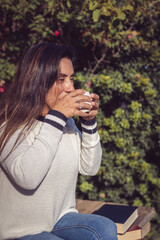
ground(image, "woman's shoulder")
xmin=25 ymin=120 xmax=43 ymax=146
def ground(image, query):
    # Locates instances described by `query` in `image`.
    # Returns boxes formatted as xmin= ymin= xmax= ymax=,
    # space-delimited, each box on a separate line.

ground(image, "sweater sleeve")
xmin=78 ymin=117 xmax=102 ymax=176
xmin=1 ymin=110 xmax=68 ymax=190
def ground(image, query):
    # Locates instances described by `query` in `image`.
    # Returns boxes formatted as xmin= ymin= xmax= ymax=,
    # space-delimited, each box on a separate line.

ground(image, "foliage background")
xmin=0 ymin=0 xmax=160 ymax=239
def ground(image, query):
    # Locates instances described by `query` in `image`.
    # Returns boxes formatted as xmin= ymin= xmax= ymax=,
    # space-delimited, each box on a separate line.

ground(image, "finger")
xmin=66 ymin=93 xmax=80 ymax=105
xmin=75 ymin=109 xmax=89 ymax=118
xmin=90 ymin=98 xmax=98 ymax=107
xmin=88 ymin=108 xmax=98 ymax=114
xmin=81 ymin=110 xmax=98 ymax=120
xmin=70 ymin=89 xmax=86 ymax=97
xmin=76 ymin=102 xmax=92 ymax=111
xmin=90 ymin=93 xmax=99 ymax=101
xmin=77 ymin=94 xmax=92 ymax=103
xmin=69 ymin=93 xmax=92 ymax=104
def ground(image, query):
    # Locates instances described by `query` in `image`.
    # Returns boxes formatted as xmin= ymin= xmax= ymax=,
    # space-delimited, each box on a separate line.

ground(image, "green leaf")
xmin=136 ymin=11 xmax=141 ymax=18
xmin=118 ymin=11 xmax=126 ymax=20
xmin=80 ymin=181 xmax=93 ymax=193
xmin=67 ymin=0 xmax=71 ymax=8
xmin=122 ymin=4 xmax=134 ymax=12
xmin=93 ymin=9 xmax=101 ymax=22
xmin=89 ymin=0 xmax=98 ymax=11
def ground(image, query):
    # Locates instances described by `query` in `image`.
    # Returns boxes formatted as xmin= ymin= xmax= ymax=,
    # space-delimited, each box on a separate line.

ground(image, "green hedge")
xmin=75 ymin=62 xmax=160 ymax=239
xmin=0 ymin=0 xmax=160 ymax=239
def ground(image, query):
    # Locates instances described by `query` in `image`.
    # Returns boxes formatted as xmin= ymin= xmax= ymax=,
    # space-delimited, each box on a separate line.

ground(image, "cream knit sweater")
xmin=0 ymin=110 xmax=102 ymax=240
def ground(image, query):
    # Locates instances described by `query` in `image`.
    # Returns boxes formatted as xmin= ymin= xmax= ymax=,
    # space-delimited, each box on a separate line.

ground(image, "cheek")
xmin=45 ymin=85 xmax=57 ymax=104
xmin=56 ymin=82 xmax=65 ymax=93
xmin=45 ymin=83 xmax=66 ymax=105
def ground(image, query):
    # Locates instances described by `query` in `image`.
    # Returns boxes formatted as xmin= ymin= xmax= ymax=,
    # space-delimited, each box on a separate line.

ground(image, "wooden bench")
xmin=76 ymin=199 xmax=156 ymax=239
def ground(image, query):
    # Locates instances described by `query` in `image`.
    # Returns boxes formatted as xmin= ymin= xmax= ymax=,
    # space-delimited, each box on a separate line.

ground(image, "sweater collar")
xmin=37 ymin=115 xmax=45 ymax=122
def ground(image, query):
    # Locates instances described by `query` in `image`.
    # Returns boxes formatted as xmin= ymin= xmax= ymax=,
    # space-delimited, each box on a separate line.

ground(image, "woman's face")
xmin=42 ymin=58 xmax=75 ymax=115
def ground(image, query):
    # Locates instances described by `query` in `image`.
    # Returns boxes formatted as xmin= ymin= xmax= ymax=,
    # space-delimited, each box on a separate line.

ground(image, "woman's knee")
xmin=88 ymin=214 xmax=118 ymax=240
xmin=53 ymin=212 xmax=117 ymax=240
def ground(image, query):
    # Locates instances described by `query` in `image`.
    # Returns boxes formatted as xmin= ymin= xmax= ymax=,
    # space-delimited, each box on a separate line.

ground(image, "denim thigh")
xmin=16 ymin=231 xmax=64 ymax=240
xmin=52 ymin=212 xmax=118 ymax=240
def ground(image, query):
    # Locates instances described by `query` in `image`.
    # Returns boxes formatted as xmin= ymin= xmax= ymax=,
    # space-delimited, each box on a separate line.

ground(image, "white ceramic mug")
xmin=80 ymin=91 xmax=92 ymax=113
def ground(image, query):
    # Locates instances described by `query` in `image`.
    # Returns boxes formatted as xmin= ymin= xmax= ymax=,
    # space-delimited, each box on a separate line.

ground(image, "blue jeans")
xmin=17 ymin=212 xmax=118 ymax=240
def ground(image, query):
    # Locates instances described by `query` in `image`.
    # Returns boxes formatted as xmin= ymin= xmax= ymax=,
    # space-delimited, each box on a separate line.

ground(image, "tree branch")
xmin=88 ymin=53 xmax=106 ymax=83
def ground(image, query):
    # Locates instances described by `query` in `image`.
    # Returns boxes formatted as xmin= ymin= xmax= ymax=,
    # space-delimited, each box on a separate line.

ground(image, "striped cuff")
xmin=80 ymin=117 xmax=97 ymax=134
xmin=44 ymin=110 xmax=68 ymax=131
xmin=80 ymin=117 xmax=96 ymax=126
xmin=81 ymin=126 xmax=97 ymax=134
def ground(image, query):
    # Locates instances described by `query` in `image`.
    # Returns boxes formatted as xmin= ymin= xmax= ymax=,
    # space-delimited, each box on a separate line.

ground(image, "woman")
xmin=0 ymin=43 xmax=117 ymax=240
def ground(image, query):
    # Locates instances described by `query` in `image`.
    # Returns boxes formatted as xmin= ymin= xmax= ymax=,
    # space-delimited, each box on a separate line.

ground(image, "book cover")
xmin=118 ymin=221 xmax=151 ymax=240
xmin=92 ymin=204 xmax=138 ymax=234
xmin=118 ymin=224 xmax=141 ymax=240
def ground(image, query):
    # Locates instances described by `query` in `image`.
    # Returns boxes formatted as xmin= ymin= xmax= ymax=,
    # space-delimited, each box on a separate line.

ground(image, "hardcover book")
xmin=118 ymin=222 xmax=150 ymax=240
xmin=92 ymin=203 xmax=138 ymax=234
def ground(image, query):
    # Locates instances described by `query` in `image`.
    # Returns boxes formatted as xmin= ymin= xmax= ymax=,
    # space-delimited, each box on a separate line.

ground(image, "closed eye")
xmin=58 ymin=78 xmax=65 ymax=82
xmin=58 ymin=74 xmax=74 ymax=82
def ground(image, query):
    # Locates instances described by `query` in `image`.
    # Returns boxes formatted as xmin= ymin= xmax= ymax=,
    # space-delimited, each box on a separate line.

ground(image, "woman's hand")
xmin=81 ymin=93 xmax=99 ymax=121
xmin=52 ymin=89 xmax=93 ymax=119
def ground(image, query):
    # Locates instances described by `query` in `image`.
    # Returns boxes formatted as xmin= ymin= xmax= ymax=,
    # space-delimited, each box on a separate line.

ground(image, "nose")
xmin=64 ymin=80 xmax=74 ymax=93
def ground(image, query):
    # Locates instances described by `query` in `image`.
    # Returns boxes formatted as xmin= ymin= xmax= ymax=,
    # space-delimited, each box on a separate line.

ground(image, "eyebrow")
xmin=58 ymin=73 xmax=75 ymax=77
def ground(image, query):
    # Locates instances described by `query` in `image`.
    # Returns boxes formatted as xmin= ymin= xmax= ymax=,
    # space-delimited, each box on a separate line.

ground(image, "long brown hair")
xmin=0 ymin=43 xmax=74 ymax=161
